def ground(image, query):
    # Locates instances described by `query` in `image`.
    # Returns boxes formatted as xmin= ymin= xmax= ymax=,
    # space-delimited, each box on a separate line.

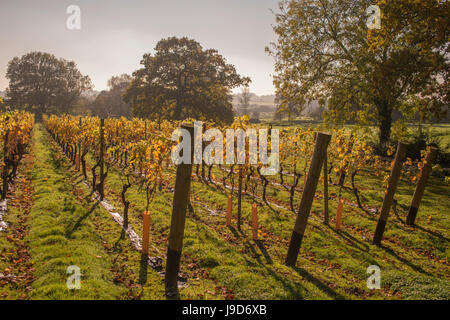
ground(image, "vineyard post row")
xmin=42 ymin=115 xmax=441 ymax=288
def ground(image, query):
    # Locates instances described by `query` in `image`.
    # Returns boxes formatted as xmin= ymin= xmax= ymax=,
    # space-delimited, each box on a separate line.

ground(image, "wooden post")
xmin=336 ymin=198 xmax=344 ymax=230
xmin=252 ymin=203 xmax=258 ymax=240
xmin=268 ymin=124 xmax=272 ymax=153
xmin=76 ymin=117 xmax=82 ymax=171
xmin=323 ymin=152 xmax=329 ymax=224
xmin=144 ymin=121 xmax=147 ymax=140
xmin=201 ymin=123 xmax=206 ymax=180
xmin=406 ymin=147 xmax=438 ymax=226
xmin=1 ymin=119 xmax=9 ymax=201
xmin=237 ymin=165 xmax=243 ymax=231
xmin=373 ymin=142 xmax=407 ymax=245
xmin=99 ymin=119 xmax=105 ymax=200
xmin=285 ymin=132 xmax=331 ymax=266
xmin=142 ymin=211 xmax=151 ymax=255
xmin=165 ymin=124 xmax=194 ymax=296
xmin=226 ymin=195 xmax=232 ymax=226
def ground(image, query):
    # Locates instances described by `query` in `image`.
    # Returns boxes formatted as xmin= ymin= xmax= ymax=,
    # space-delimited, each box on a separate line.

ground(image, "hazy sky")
xmin=0 ymin=0 xmax=280 ymax=95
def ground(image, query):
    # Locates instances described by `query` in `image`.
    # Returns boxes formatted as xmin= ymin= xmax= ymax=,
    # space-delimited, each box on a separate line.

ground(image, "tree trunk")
xmin=122 ymin=182 xmax=131 ymax=230
xmin=378 ymin=101 xmax=393 ymax=150
xmin=237 ymin=166 xmax=242 ymax=231
xmin=36 ymin=105 xmax=44 ymax=122
xmin=174 ymin=93 xmax=183 ymax=120
xmin=418 ymin=113 xmax=423 ymax=137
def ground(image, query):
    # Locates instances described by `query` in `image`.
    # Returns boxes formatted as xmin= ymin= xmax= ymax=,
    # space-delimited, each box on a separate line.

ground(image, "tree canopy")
xmin=124 ymin=37 xmax=250 ymax=124
xmin=268 ymin=0 xmax=449 ymax=148
xmin=91 ymin=74 xmax=132 ymax=118
xmin=5 ymin=51 xmax=92 ymax=120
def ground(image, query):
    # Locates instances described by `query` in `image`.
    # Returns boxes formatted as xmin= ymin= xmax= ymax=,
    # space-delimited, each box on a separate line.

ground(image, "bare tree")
xmin=238 ymin=86 xmax=251 ymax=116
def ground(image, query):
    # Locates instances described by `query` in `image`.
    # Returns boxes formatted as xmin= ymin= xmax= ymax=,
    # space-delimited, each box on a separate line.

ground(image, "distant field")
xmin=260 ymin=118 xmax=450 ymax=154
xmin=427 ymin=124 xmax=450 ymax=150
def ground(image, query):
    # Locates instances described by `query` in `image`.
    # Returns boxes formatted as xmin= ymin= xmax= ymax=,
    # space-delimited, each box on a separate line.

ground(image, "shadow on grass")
xmin=320 ymin=224 xmax=370 ymax=253
xmin=379 ymin=244 xmax=431 ymax=275
xmin=291 ymin=266 xmax=346 ymax=300
xmin=241 ymin=256 xmax=304 ymax=299
xmin=243 ymin=239 xmax=274 ymax=265
xmin=113 ymin=228 xmax=127 ymax=251
xmin=139 ymin=253 xmax=148 ymax=285
xmin=73 ymin=173 xmax=86 ymax=186
xmin=414 ymin=225 xmax=450 ymax=242
xmin=254 ymin=240 xmax=274 ymax=264
xmin=228 ymin=225 xmax=243 ymax=239
xmin=241 ymin=243 xmax=343 ymax=299
xmin=65 ymin=202 xmax=99 ymax=238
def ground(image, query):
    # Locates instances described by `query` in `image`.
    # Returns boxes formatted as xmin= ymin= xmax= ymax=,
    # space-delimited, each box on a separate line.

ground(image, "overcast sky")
xmin=0 ymin=0 xmax=279 ymax=95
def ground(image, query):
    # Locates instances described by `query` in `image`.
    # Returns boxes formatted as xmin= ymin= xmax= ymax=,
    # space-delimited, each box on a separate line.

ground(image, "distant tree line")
xmin=91 ymin=74 xmax=133 ymax=118
xmin=3 ymin=37 xmax=250 ymax=124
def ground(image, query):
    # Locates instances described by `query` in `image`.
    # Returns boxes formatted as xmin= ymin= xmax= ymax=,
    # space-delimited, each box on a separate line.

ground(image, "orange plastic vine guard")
xmin=252 ymin=203 xmax=258 ymax=240
xmin=226 ymin=195 xmax=232 ymax=226
xmin=142 ymin=211 xmax=151 ymax=255
xmin=75 ymin=155 xmax=79 ymax=171
xmin=336 ymin=198 xmax=344 ymax=230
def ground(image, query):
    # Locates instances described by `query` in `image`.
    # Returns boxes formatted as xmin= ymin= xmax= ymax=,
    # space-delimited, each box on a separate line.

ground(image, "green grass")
xmin=45 ymin=125 xmax=224 ymax=300
xmin=427 ymin=124 xmax=450 ymax=152
xmin=383 ymin=270 xmax=450 ymax=300
xmin=77 ymin=126 xmax=449 ymax=299
xmin=2 ymin=123 xmax=449 ymax=300
xmin=81 ymin=146 xmax=330 ymax=299
xmin=261 ymin=118 xmax=450 ymax=153
xmin=24 ymin=126 xmax=129 ymax=299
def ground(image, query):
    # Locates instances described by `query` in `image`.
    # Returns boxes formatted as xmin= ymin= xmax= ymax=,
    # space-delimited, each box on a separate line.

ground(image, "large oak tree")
xmin=268 ymin=0 xmax=449 ymax=148
xmin=5 ymin=52 xmax=92 ymax=119
xmin=124 ymin=37 xmax=250 ymax=123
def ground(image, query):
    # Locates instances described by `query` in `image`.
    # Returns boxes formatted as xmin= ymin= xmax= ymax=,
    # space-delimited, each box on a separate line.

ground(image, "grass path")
xmin=25 ymin=125 xmax=128 ymax=299
xmin=4 ymin=125 xmax=166 ymax=299
xmin=43 ymin=124 xmax=224 ymax=299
